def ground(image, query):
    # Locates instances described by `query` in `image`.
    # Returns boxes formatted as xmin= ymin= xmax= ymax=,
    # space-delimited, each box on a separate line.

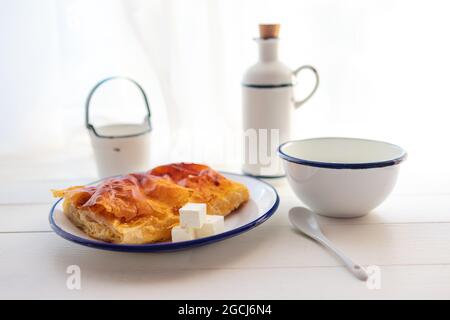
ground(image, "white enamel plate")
xmin=49 ymin=173 xmax=279 ymax=252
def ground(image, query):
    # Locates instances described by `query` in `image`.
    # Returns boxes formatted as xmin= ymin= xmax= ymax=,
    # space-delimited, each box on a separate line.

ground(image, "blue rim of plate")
xmin=49 ymin=172 xmax=279 ymax=252
xmin=278 ymin=137 xmax=407 ymax=170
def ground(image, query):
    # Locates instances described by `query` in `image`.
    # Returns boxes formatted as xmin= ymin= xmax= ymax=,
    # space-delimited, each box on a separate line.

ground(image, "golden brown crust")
xmin=52 ymin=163 xmax=249 ymax=244
xmin=150 ymin=163 xmax=250 ymax=216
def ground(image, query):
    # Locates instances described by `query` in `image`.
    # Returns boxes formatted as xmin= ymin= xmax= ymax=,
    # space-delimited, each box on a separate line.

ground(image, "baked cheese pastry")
xmin=52 ymin=163 xmax=249 ymax=244
xmin=150 ymin=163 xmax=249 ymax=216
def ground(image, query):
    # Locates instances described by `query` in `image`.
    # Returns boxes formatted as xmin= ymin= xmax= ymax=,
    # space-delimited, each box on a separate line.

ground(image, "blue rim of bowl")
xmin=278 ymin=137 xmax=407 ymax=169
xmin=48 ymin=172 xmax=280 ymax=252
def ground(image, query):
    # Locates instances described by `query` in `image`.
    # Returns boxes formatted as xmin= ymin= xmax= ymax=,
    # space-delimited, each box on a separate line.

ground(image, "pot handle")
xmin=85 ymin=76 xmax=152 ymax=137
xmin=292 ymin=65 xmax=319 ymax=109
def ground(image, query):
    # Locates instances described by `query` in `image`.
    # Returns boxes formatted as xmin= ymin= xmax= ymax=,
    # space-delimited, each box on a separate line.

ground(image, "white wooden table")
xmin=1 ymin=154 xmax=450 ymax=299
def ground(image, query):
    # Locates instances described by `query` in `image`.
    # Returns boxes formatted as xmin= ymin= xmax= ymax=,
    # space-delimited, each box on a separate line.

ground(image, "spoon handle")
xmin=314 ymin=235 xmax=368 ymax=281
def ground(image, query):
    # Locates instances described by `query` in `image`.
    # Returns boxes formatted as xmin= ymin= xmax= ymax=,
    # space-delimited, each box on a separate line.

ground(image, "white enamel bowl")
xmin=278 ymin=137 xmax=407 ymax=218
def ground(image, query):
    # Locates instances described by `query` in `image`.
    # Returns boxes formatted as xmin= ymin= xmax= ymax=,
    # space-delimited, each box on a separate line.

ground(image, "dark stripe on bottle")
xmin=242 ymin=83 xmax=293 ymax=88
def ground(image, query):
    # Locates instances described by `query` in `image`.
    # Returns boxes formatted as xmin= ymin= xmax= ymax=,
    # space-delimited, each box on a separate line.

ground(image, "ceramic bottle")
xmin=242 ymin=24 xmax=319 ymax=177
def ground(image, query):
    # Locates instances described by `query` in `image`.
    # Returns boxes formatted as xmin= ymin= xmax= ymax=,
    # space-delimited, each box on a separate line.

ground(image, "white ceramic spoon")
xmin=289 ymin=207 xmax=368 ymax=281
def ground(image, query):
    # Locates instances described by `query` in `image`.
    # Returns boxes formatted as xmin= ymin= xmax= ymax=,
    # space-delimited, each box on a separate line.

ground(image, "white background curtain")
xmin=1 ymin=0 xmax=449 ymax=193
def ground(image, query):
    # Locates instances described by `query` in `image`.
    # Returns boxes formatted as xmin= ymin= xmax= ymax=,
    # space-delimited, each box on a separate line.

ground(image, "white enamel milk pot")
xmin=86 ymin=76 xmax=152 ymax=178
xmin=242 ymin=26 xmax=319 ymax=177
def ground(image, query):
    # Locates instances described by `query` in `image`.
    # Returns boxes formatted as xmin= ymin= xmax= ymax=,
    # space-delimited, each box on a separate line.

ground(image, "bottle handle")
xmin=292 ymin=65 xmax=319 ymax=109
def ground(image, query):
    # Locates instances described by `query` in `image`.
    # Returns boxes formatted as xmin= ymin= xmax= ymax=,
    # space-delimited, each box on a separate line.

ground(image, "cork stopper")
xmin=259 ymin=24 xmax=280 ymax=39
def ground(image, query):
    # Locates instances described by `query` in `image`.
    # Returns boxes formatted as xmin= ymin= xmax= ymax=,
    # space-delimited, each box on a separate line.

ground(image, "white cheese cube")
xmin=171 ymin=226 xmax=195 ymax=242
xmin=179 ymin=203 xmax=207 ymax=228
xmin=195 ymin=215 xmax=225 ymax=238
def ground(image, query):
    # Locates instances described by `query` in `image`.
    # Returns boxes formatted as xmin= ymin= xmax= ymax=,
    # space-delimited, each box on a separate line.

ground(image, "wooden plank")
xmin=2 ymin=193 xmax=449 ymax=233
xmin=0 ymin=204 xmax=52 ymax=232
xmin=4 ymin=169 xmax=450 ymax=206
xmin=274 ymin=193 xmax=450 ymax=226
xmin=0 ymin=231 xmax=449 ymax=299
xmin=1 ymin=224 xmax=449 ymax=272
xmin=0 ymin=178 xmax=95 ymax=205
xmin=5 ymin=264 xmax=450 ymax=299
